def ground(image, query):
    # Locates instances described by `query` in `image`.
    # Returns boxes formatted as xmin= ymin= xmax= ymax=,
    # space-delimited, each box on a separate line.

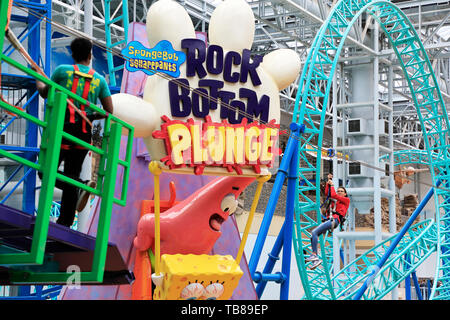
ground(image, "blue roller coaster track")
xmin=289 ymin=0 xmax=450 ymax=300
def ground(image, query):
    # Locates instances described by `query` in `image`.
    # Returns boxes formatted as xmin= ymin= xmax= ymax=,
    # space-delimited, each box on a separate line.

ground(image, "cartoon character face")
xmin=111 ymin=0 xmax=301 ymax=175
xmin=153 ymin=254 xmax=242 ymax=300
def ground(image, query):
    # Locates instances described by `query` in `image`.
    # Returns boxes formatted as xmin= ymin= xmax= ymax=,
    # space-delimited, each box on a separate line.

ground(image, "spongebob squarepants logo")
xmin=122 ymin=40 xmax=186 ymax=78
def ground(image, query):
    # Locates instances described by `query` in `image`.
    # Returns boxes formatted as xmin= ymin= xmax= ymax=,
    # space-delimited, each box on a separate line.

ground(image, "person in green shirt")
xmin=35 ymin=37 xmax=114 ymax=228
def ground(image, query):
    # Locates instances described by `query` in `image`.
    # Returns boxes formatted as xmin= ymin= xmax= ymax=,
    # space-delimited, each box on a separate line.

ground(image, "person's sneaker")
xmin=309 ymin=259 xmax=322 ymax=270
xmin=305 ymin=254 xmax=319 ymax=262
xmin=76 ymin=180 xmax=96 ymax=212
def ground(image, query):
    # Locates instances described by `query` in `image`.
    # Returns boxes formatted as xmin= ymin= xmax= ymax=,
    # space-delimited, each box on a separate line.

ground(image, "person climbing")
xmin=34 ymin=37 xmax=113 ymax=228
xmin=306 ymin=173 xmax=350 ymax=270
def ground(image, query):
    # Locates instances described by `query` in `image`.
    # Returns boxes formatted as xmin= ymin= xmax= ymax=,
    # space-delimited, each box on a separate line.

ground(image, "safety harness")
xmin=62 ymin=65 xmax=95 ymax=150
xmin=320 ymin=185 xmax=332 ymax=221
xmin=321 ymin=186 xmax=347 ymax=232
xmin=68 ymin=65 xmax=95 ymax=134
xmin=330 ymin=209 xmax=347 ymax=232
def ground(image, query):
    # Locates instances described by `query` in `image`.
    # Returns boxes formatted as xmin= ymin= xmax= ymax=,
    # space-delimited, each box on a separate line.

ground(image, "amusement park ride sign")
xmin=123 ymin=39 xmax=280 ymax=175
xmin=114 ymin=0 xmax=301 ymax=176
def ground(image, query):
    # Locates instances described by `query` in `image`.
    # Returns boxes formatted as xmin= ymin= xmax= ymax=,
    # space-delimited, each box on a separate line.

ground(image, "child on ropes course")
xmin=306 ymin=173 xmax=350 ymax=270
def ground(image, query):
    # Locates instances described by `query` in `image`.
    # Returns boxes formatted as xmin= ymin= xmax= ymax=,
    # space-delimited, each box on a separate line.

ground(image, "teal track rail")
xmin=336 ymin=219 xmax=437 ymax=299
xmin=104 ymin=0 xmax=128 ymax=87
xmin=380 ymin=149 xmax=436 ymax=167
xmin=292 ymin=0 xmax=450 ymax=300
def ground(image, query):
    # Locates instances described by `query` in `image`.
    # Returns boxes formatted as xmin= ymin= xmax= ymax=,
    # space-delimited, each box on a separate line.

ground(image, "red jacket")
xmin=324 ymin=184 xmax=350 ymax=222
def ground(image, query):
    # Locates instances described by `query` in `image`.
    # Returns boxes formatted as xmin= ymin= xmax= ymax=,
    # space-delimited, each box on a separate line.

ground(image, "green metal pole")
xmin=31 ymin=90 xmax=66 ymax=263
xmin=0 ymin=1 xmax=9 ymax=50
xmin=91 ymin=121 xmax=122 ymax=282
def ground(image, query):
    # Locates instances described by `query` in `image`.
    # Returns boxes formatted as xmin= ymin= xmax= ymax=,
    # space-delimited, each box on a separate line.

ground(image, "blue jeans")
xmin=310 ymin=218 xmax=338 ymax=254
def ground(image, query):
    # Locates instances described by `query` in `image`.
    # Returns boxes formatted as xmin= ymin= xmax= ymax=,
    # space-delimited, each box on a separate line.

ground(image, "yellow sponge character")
xmin=153 ymin=254 xmax=243 ymax=300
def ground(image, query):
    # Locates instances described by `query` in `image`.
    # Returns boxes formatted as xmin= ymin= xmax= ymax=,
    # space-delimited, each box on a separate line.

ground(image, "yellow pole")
xmin=149 ymin=161 xmax=163 ymax=275
xmin=235 ymin=174 xmax=271 ymax=265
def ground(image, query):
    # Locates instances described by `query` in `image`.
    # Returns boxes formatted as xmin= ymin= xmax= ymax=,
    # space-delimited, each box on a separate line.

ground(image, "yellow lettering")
xmin=206 ymin=126 xmax=225 ymax=163
xmin=190 ymin=123 xmax=205 ymax=163
xmin=89 ymin=83 xmax=98 ymax=94
xmin=167 ymin=124 xmax=191 ymax=165
xmin=245 ymin=127 xmax=260 ymax=163
xmin=260 ymin=128 xmax=278 ymax=163
xmin=225 ymin=127 xmax=245 ymax=164
xmin=128 ymin=46 xmax=134 ymax=55
xmin=92 ymin=78 xmax=100 ymax=87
